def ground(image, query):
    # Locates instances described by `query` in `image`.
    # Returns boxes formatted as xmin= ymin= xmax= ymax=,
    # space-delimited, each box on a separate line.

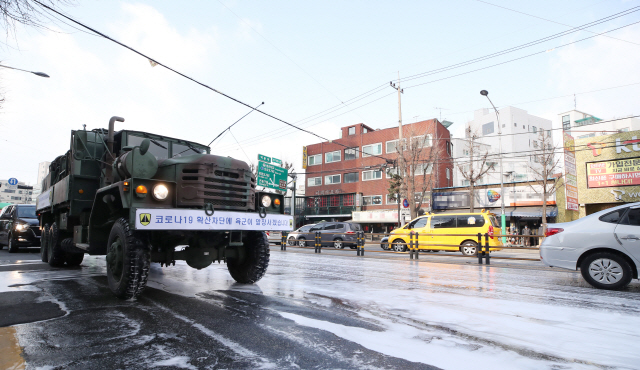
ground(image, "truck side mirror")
xmin=139 ymin=139 xmax=150 ymax=155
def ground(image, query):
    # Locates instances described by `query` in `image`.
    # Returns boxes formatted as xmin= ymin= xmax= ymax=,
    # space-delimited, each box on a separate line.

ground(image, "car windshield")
xmin=17 ymin=206 xmax=36 ymax=218
xmin=298 ymin=225 xmax=315 ymax=232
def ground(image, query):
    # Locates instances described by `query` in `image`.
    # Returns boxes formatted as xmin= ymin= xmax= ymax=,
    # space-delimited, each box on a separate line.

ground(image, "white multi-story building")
xmin=37 ymin=161 xmax=51 ymax=186
xmin=0 ymin=180 xmax=34 ymax=204
xmin=559 ymin=110 xmax=640 ymax=139
xmin=453 ymin=106 xmax=553 ymax=186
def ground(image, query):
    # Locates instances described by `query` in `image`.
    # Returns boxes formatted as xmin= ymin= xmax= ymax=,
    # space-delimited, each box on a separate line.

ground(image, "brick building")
xmin=301 ymin=119 xmax=453 ymax=231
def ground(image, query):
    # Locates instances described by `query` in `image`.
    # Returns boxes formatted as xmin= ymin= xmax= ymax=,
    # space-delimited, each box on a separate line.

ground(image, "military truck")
xmin=36 ymin=116 xmax=292 ymax=299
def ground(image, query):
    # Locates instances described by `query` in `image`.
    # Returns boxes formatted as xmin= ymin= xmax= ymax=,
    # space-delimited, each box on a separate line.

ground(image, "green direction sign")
xmin=272 ymin=157 xmax=282 ymax=166
xmin=257 ymin=161 xmax=288 ymax=190
xmin=258 ymin=154 xmax=271 ymax=163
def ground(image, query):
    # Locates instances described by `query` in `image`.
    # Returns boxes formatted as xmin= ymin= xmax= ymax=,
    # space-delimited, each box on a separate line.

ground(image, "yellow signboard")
xmin=302 ymin=146 xmax=308 ymax=169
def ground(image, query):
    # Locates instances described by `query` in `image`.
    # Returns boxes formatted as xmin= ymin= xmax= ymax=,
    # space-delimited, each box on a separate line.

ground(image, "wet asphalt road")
xmin=1 ymin=245 xmax=640 ymax=369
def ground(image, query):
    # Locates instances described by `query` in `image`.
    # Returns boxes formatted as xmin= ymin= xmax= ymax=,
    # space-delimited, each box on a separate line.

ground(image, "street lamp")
xmin=480 ymin=90 xmax=506 ymax=242
xmin=0 ymin=64 xmax=50 ymax=78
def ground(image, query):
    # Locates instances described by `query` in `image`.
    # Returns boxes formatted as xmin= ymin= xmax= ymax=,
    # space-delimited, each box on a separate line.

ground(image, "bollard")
xmin=281 ymin=233 xmax=287 ymax=251
xmin=477 ymin=232 xmax=482 ymax=264
xmin=314 ymin=231 xmax=319 ymax=253
xmin=409 ymin=231 xmax=414 ymax=259
xmin=360 ymin=231 xmax=365 ymax=256
xmin=356 ymin=231 xmax=361 ymax=256
xmin=485 ymin=233 xmax=491 ymax=265
xmin=415 ymin=232 xmax=419 ymax=259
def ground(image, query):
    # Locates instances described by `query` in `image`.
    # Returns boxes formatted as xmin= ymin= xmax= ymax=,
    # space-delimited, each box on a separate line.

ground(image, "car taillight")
xmin=345 ymin=231 xmax=355 ymax=234
xmin=488 ymin=225 xmax=494 ymax=239
xmin=265 ymin=232 xmax=270 ymax=236
xmin=545 ymin=228 xmax=564 ymax=237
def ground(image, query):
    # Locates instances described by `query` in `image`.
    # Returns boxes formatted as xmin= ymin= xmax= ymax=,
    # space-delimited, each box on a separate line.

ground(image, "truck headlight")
xmin=261 ymin=195 xmax=272 ymax=207
xmin=153 ymin=184 xmax=169 ymax=200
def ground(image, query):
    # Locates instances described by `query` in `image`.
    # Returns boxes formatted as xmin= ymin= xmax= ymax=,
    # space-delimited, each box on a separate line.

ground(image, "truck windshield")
xmin=128 ymin=135 xmax=169 ymax=160
xmin=173 ymin=143 xmax=205 ymax=157
xmin=17 ymin=206 xmax=37 ymax=219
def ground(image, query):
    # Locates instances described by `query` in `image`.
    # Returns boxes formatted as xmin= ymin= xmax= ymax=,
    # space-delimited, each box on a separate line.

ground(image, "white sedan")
xmin=541 ymin=202 xmax=640 ymax=290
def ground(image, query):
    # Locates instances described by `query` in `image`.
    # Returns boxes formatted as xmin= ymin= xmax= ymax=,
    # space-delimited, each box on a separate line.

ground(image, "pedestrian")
xmin=522 ymin=225 xmax=530 ymax=247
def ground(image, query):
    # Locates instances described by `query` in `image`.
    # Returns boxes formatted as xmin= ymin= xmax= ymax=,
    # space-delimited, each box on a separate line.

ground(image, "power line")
xmin=33 ymin=0 xmax=392 ymax=165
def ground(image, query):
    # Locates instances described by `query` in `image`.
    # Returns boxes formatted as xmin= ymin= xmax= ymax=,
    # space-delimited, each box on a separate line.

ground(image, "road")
xmin=1 ymin=245 xmax=639 ymax=370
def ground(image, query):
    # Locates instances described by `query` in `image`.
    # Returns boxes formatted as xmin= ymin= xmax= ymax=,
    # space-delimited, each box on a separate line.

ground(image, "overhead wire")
xmin=32 ymin=0 xmax=393 ymax=165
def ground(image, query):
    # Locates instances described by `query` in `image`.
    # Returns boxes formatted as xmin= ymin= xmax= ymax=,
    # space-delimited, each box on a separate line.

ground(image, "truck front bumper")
xmin=134 ymin=208 xmax=293 ymax=232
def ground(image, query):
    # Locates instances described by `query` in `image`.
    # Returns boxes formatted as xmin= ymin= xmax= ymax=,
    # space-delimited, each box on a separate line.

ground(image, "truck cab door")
xmin=614 ymin=207 xmax=640 ymax=263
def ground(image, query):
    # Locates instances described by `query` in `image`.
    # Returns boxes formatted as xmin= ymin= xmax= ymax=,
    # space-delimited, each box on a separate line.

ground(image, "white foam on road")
xmin=151 ymin=356 xmax=197 ymax=369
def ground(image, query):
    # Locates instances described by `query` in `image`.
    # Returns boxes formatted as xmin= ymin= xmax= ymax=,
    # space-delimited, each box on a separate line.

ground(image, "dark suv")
xmin=296 ymin=222 xmax=362 ymax=249
xmin=0 ymin=204 xmax=41 ymax=253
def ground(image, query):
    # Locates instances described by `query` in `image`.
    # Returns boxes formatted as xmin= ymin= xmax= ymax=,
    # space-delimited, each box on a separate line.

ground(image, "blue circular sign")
xmin=8 ymin=178 xmax=18 ymax=186
xmin=402 ymin=199 xmax=409 ymax=208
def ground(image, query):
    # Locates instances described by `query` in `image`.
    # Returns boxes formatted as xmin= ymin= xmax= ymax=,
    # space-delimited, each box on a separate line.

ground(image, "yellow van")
xmin=386 ymin=210 xmax=503 ymax=255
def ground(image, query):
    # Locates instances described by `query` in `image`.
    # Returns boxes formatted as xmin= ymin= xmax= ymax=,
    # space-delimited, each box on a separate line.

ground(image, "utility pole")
xmin=289 ymin=173 xmax=297 ymax=227
xmin=390 ymin=73 xmax=405 ymax=225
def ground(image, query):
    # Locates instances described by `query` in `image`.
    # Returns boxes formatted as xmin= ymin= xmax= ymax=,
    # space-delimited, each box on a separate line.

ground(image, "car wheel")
xmin=227 ymin=231 xmax=270 ymax=284
xmin=333 ymin=238 xmax=344 ymax=249
xmin=47 ymin=223 xmax=66 ymax=267
xmin=461 ymin=241 xmax=477 ymax=256
xmin=580 ymin=252 xmax=632 ymax=290
xmin=8 ymin=234 xmax=18 ymax=253
xmin=391 ymin=239 xmax=406 ymax=252
xmin=298 ymin=238 xmax=306 ymax=247
xmin=41 ymin=224 xmax=50 ymax=262
xmin=106 ymin=218 xmax=150 ymax=299
xmin=287 ymin=237 xmax=295 ymax=246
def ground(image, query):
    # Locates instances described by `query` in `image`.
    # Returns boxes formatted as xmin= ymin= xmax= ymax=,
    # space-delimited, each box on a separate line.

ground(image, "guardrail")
xmin=277 ymin=231 xmax=543 ymax=264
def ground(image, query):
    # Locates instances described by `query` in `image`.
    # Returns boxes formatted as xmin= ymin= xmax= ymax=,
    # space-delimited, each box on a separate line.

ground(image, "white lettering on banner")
xmin=135 ymin=209 xmax=294 ymax=231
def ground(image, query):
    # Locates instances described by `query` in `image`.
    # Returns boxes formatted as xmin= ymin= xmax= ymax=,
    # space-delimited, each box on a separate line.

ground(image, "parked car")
xmin=265 ymin=231 xmax=282 ymax=245
xmin=540 ymin=203 xmax=640 ymax=290
xmin=386 ymin=210 xmax=503 ymax=255
xmin=287 ymin=224 xmax=316 ymax=246
xmin=0 ymin=204 xmax=41 ymax=253
xmin=296 ymin=222 xmax=362 ymax=249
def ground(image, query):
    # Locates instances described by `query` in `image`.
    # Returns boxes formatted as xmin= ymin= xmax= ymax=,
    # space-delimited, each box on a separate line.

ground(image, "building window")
xmin=343 ymin=194 xmax=354 ymax=206
xmin=386 ymin=167 xmax=402 ymax=178
xmin=348 ymin=126 xmax=356 ymax=135
xmin=329 ymin=195 xmax=339 ymax=207
xmin=463 ymin=149 xmax=469 ymax=156
xmin=386 ymin=194 xmax=398 ymax=204
xmin=411 ymin=134 xmax=432 ymax=148
xmin=618 ymin=128 xmax=630 ymax=133
xmin=462 ymin=180 xmax=470 ymax=186
xmin=362 ymin=170 xmax=382 ymax=181
xmin=325 ymin=174 xmax=341 ymax=184
xmin=308 ymin=177 xmax=322 ymax=187
xmin=414 ymin=192 xmax=425 ymax=203
xmin=446 ymin=168 xmax=450 ymax=179
xmin=325 ymin=150 xmax=341 ymax=163
xmin=363 ymin=127 xmax=368 ymax=134
xmin=446 ymin=141 xmax=451 ymax=155
xmin=362 ymin=195 xmax=383 ymax=206
xmin=482 ymin=122 xmax=494 ymax=135
xmin=362 ymin=143 xmax=382 ymax=157
xmin=532 ymin=126 xmax=537 ymax=133
xmin=414 ymin=163 xmax=432 ymax=175
xmin=344 ymin=148 xmax=359 ymax=160
xmin=533 ymin=140 xmax=539 ymax=148
xmin=308 ymin=154 xmax=322 ymax=166
xmin=385 ymin=139 xmax=405 ymax=153
xmin=514 ymin=122 xmax=517 ymax=127
xmin=502 ymin=123 xmax=505 ymax=128
xmin=344 ymin=172 xmax=358 ymax=183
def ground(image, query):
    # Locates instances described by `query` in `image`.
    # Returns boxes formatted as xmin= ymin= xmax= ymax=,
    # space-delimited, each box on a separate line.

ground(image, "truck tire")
xmin=40 ymin=224 xmax=50 ymax=262
xmin=47 ymin=223 xmax=66 ymax=267
xmin=106 ymin=218 xmax=150 ymax=300
xmin=62 ymin=238 xmax=84 ymax=266
xmin=227 ymin=231 xmax=270 ymax=284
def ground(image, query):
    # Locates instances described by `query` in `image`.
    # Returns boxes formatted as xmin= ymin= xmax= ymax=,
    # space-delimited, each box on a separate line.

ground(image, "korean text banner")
xmin=135 ymin=209 xmax=294 ymax=231
xmin=588 ymin=158 xmax=640 ymax=188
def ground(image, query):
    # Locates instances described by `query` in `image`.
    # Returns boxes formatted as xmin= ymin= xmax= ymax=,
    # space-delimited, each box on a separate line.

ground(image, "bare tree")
xmin=457 ymin=125 xmax=492 ymax=213
xmin=1 ymin=0 xmax=71 ymax=36
xmin=527 ymin=129 xmax=562 ymax=226
xmin=387 ymin=125 xmax=442 ymax=219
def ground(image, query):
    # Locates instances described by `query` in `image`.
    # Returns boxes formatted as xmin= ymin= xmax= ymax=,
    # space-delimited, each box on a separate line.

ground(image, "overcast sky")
xmin=1 ymin=0 xmax=639 ymax=185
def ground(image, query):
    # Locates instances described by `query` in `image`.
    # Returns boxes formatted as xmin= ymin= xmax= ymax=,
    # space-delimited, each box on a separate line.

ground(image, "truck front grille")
xmin=177 ymin=164 xmax=256 ymax=211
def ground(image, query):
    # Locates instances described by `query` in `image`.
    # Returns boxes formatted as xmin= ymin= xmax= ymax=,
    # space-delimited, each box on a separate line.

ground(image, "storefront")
xmin=351 ymin=209 xmax=412 ymax=233
xmin=432 ymin=182 xmax=557 ymax=244
xmin=557 ymin=130 xmax=640 ymax=221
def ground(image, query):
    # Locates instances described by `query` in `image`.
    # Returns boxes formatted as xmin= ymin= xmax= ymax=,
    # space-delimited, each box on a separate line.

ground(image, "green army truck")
xmin=36 ymin=116 xmax=292 ymax=299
